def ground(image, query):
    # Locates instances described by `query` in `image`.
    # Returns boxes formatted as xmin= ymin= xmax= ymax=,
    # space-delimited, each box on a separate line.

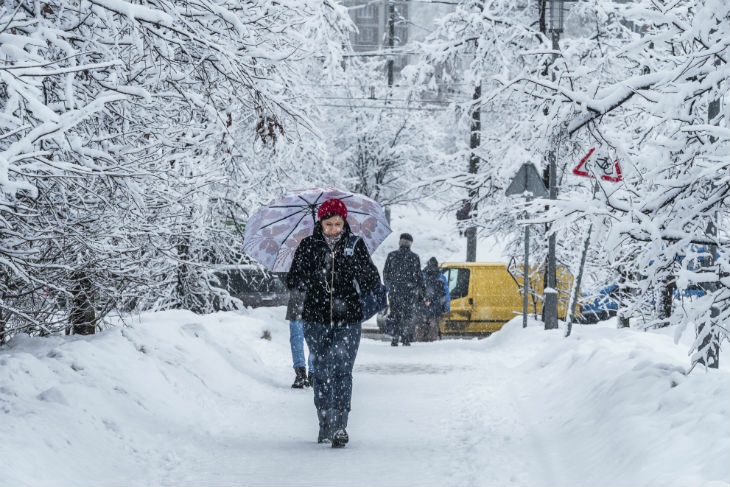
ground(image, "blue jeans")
xmin=289 ymin=320 xmax=314 ymax=372
xmin=303 ymin=322 xmax=361 ymax=412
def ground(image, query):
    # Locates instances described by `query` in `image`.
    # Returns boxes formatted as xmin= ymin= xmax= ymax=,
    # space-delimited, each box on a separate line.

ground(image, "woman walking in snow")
xmin=286 ymin=197 xmax=382 ymax=448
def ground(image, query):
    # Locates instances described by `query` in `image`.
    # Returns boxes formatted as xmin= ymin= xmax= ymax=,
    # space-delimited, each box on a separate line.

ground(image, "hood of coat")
xmin=424 ymin=257 xmax=440 ymax=276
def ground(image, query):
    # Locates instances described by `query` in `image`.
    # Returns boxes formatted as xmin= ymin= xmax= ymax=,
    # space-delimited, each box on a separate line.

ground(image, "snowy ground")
xmin=1 ymin=307 xmax=728 ymax=487
xmin=2 ymin=204 xmax=729 ymax=486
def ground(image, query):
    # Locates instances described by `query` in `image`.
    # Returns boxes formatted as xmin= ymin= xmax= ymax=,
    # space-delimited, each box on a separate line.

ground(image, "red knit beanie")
xmin=317 ymin=198 xmax=348 ymax=220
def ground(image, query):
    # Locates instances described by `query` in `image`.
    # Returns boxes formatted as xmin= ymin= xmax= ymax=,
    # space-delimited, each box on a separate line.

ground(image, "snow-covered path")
xmin=2 ymin=308 xmax=728 ymax=487
xmin=151 ymin=335 xmax=535 ymax=487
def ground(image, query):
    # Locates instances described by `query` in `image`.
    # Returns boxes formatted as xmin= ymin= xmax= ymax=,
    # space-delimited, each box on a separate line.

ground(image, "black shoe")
xmin=307 ymin=372 xmax=314 ymax=387
xmin=318 ymin=425 xmax=330 ymax=444
xmin=402 ymin=340 xmax=411 ymax=346
xmin=331 ymin=428 xmax=349 ymax=448
xmin=317 ymin=409 xmax=329 ymax=443
xmin=391 ymin=338 xmax=399 ymax=347
xmin=291 ymin=367 xmax=308 ymax=388
xmin=328 ymin=410 xmax=349 ymax=448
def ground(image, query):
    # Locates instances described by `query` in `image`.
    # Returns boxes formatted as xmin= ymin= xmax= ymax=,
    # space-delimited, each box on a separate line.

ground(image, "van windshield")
xmin=443 ymin=268 xmax=469 ymax=300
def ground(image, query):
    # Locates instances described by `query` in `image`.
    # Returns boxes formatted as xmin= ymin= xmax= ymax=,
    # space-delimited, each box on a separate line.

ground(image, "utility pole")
xmin=462 ymin=0 xmax=484 ymax=263
xmin=387 ymin=0 xmax=395 ymax=87
xmin=383 ymin=0 xmax=396 ymax=224
xmin=544 ymin=149 xmax=558 ymax=329
xmin=541 ymin=0 xmax=563 ymax=330
xmin=466 ymin=83 xmax=480 ymax=262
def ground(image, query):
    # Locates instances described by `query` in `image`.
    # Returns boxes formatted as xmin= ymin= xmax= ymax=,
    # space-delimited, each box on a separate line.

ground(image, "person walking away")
xmin=286 ymin=197 xmax=383 ymax=448
xmin=417 ymin=257 xmax=449 ymax=341
xmin=383 ymin=233 xmax=424 ymax=346
xmin=286 ymin=288 xmax=314 ymax=388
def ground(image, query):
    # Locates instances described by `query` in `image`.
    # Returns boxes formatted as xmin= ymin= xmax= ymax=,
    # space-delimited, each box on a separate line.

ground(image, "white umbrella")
xmin=243 ymin=186 xmax=391 ymax=272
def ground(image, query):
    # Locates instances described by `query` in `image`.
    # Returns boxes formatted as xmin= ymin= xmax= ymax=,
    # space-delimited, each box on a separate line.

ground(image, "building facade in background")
xmin=342 ymin=0 xmax=453 ymax=79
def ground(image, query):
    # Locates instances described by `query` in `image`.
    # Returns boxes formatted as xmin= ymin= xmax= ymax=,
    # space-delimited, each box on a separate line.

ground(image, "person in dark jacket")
xmin=285 ymin=289 xmax=314 ymax=388
xmin=286 ymin=197 xmax=382 ymax=448
xmin=383 ymin=233 xmax=425 ymax=346
xmin=416 ymin=257 xmax=449 ymax=342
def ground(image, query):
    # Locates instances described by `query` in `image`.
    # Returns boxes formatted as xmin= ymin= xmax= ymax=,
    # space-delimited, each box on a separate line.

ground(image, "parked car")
xmin=579 ymin=282 xmax=708 ymax=324
xmin=679 ymin=284 xmax=708 ymax=300
xmin=213 ymin=265 xmax=289 ymax=308
xmin=578 ymin=284 xmax=621 ymax=324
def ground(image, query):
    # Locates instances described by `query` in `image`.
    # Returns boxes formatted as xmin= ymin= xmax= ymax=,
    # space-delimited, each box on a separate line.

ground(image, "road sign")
xmin=505 ymin=163 xmax=548 ymax=198
xmin=505 ymin=163 xmax=547 ymax=329
xmin=572 ymin=147 xmax=623 ymax=182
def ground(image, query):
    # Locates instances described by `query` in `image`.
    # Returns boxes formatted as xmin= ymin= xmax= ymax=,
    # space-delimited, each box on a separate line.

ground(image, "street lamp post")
xmin=543 ymin=0 xmax=564 ymax=330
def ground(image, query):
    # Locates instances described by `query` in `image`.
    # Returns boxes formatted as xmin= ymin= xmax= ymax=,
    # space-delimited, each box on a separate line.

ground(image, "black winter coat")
xmin=383 ymin=246 xmax=424 ymax=305
xmin=286 ymin=221 xmax=382 ymax=325
xmin=285 ymin=289 xmax=305 ymax=321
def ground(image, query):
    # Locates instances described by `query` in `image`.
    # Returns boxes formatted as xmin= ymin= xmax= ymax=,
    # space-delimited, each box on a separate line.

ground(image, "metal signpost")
xmin=506 ymin=163 xmax=549 ymax=328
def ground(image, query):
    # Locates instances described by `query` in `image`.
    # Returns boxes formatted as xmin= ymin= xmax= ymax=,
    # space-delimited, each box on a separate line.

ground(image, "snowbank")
xmin=1 ymin=309 xmax=728 ymax=486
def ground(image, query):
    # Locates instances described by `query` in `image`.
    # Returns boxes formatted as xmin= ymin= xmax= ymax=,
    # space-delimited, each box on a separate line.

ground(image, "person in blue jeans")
xmin=286 ymin=198 xmax=382 ymax=448
xmin=286 ymin=289 xmax=314 ymax=388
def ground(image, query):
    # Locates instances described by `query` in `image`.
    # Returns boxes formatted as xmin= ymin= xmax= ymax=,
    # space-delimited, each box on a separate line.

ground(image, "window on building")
xmin=355 ymin=4 xmax=377 ymax=19
xmin=358 ymin=26 xmax=378 ymax=45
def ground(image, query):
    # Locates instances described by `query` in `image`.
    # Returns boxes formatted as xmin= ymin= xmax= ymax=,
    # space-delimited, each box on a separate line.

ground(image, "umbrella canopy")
xmin=243 ymin=186 xmax=391 ymax=272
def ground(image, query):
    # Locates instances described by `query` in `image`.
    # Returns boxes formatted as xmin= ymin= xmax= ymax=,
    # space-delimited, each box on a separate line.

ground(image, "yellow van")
xmin=439 ymin=262 xmax=575 ymax=335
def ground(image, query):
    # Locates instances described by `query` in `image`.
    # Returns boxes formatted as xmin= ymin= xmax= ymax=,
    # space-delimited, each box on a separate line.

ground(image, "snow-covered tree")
xmin=315 ymin=58 xmax=457 ymax=210
xmin=408 ymin=0 xmax=728 ymax=367
xmin=566 ymin=0 xmax=730 ymax=368
xmin=0 ymin=0 xmax=352 ymax=339
xmin=404 ymin=0 xmax=588 ymax=315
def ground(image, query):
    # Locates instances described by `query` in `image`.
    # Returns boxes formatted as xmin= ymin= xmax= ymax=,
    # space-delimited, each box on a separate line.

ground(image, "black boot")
xmin=329 ymin=409 xmax=349 ymax=448
xmin=307 ymin=371 xmax=314 ymax=387
xmin=291 ymin=367 xmax=308 ymax=388
xmin=317 ymin=409 xmax=329 ymax=444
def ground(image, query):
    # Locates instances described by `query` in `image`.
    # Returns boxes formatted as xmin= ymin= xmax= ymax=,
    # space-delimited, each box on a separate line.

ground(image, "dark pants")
xmin=389 ymin=297 xmax=418 ymax=344
xmin=303 ymin=321 xmax=361 ymax=412
xmin=416 ymin=314 xmax=441 ymax=342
